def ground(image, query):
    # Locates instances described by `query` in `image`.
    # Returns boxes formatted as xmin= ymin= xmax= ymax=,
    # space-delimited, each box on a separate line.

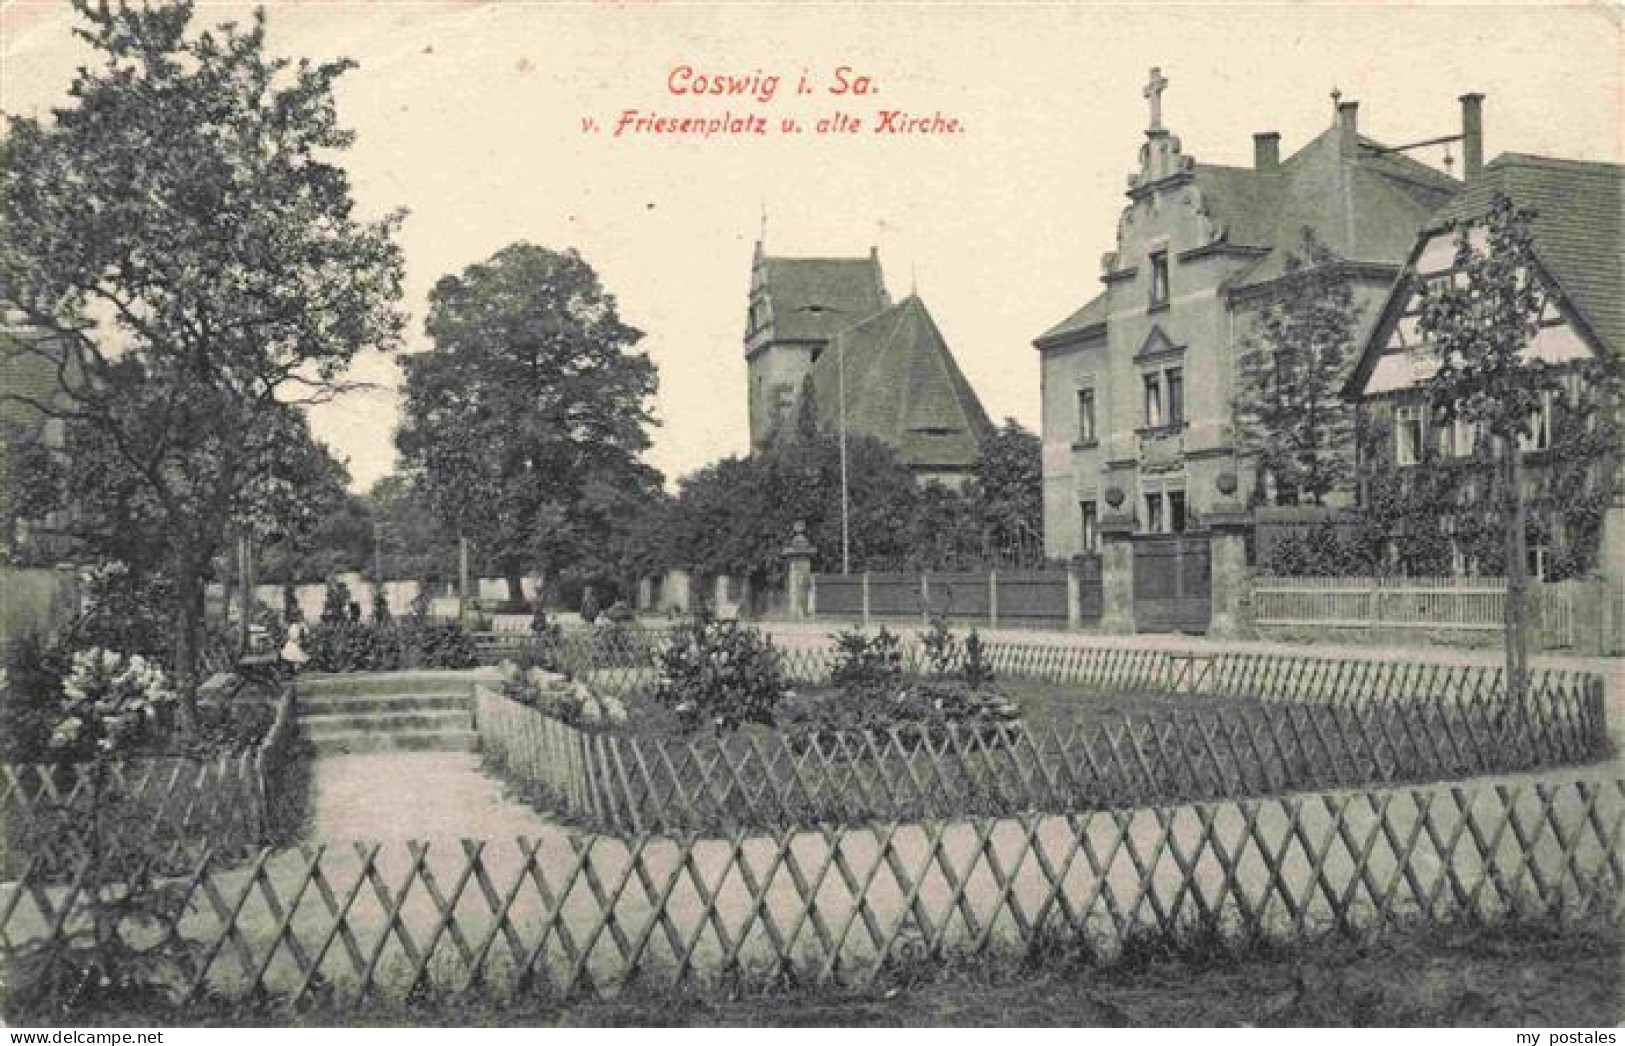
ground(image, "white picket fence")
xmin=1251 ymin=575 xmax=1580 ymax=648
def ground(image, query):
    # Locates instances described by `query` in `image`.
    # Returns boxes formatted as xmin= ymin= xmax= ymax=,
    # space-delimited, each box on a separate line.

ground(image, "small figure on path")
xmin=281 ymin=617 xmax=310 ymax=676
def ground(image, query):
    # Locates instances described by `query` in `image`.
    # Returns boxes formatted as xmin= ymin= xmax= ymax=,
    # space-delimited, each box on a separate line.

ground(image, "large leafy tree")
xmin=968 ymin=418 xmax=1043 ymax=562
xmin=661 ymin=431 xmax=924 ymax=587
xmin=254 ymin=449 xmax=372 ymax=585
xmin=1235 ymin=229 xmax=1358 ymax=505
xmin=366 ymin=475 xmax=459 ymax=585
xmin=0 ymin=0 xmax=406 ymax=717
xmin=396 ymin=243 xmax=660 ymax=606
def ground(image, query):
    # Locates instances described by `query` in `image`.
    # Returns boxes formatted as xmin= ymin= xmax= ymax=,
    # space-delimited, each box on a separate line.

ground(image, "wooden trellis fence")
xmin=531 ymin=626 xmax=1595 ymax=714
xmin=475 ymin=680 xmax=1607 ymax=834
xmin=3 ymin=777 xmax=1619 ymax=1004
xmin=0 ymin=680 xmax=302 ymax=879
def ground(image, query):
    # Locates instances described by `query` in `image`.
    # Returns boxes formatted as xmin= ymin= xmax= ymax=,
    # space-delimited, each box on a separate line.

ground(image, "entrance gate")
xmin=1132 ymin=533 xmax=1212 ymax=633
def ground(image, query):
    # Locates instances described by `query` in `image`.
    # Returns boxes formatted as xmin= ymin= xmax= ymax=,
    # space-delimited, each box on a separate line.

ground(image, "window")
xmin=1149 ymin=250 xmax=1170 ymax=307
xmin=1167 ymin=490 xmax=1187 ymax=533
xmin=1165 ymin=368 xmax=1184 ymax=425
xmin=1144 ymin=492 xmax=1164 ymax=533
xmin=1520 ymin=392 xmax=1553 ymax=452
xmin=1528 ymin=538 xmax=1549 ymax=581
xmin=1450 ymin=417 xmax=1477 ymax=458
xmin=1143 ymin=373 xmax=1163 ymax=428
xmin=1080 ymin=501 xmax=1098 ymax=552
xmin=1396 ymin=405 xmax=1424 ymax=466
xmin=1076 ymin=388 xmax=1096 ymax=444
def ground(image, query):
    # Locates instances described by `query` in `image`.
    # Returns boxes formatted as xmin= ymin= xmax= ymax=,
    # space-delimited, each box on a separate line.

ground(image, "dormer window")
xmin=1149 ymin=250 xmax=1170 ymax=308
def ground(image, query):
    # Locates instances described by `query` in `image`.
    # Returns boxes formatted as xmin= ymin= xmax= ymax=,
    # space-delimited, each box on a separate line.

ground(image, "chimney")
xmin=1336 ymin=100 xmax=1359 ymax=157
xmin=1253 ymin=131 xmax=1280 ymax=171
xmin=1459 ymin=93 xmax=1484 ymax=181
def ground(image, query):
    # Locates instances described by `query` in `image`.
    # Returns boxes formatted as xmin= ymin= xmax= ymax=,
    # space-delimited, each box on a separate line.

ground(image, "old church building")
xmin=744 ymin=242 xmax=993 ymax=487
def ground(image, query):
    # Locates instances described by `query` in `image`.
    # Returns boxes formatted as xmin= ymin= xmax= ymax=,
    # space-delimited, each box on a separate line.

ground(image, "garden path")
xmin=309 ymin=751 xmax=562 ymax=844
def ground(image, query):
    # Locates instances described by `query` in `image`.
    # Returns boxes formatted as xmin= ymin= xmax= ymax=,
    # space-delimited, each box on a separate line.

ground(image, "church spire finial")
xmin=1144 ymin=66 xmax=1169 ymax=132
xmin=910 ymin=261 xmax=918 ymax=298
xmin=758 ymin=199 xmax=768 ymax=246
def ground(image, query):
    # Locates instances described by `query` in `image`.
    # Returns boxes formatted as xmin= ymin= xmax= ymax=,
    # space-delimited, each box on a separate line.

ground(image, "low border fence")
xmin=529 ymin=626 xmax=1598 ymax=714
xmin=0 ymin=681 xmax=302 ymax=879
xmin=2 ymin=777 xmax=1619 ymax=1004
xmin=475 ymin=677 xmax=1608 ymax=834
xmin=1251 ymin=576 xmax=1586 ymax=649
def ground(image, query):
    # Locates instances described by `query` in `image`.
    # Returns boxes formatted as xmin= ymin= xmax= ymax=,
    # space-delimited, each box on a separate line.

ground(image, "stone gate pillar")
xmin=782 ymin=521 xmax=816 ymax=621
xmin=1100 ymin=492 xmax=1137 ymax=634
xmin=1205 ymin=486 xmax=1254 ymax=640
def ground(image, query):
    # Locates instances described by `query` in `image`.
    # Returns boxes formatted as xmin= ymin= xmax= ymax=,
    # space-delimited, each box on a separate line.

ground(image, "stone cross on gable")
xmin=1144 ymin=67 xmax=1169 ymax=131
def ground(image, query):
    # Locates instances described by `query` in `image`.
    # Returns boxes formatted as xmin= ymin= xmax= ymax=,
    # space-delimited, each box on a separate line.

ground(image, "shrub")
xmin=603 ymin=599 xmax=635 ymax=624
xmin=830 ymin=627 xmax=904 ymax=699
xmin=408 ymin=580 xmax=433 ymax=623
xmin=404 ymin=621 xmax=478 ymax=669
xmin=48 ymin=648 xmax=175 ymax=760
xmin=525 ymin=604 xmax=564 ymax=671
xmin=192 ymin=699 xmax=276 ymax=753
xmin=1 ymin=632 xmax=70 ymax=762
xmin=371 ymin=586 xmax=392 ymax=626
xmin=962 ymin=629 xmax=995 ymax=688
xmin=588 ymin=619 xmax=646 ymax=670
xmin=496 ymin=662 xmax=628 ymax=730
xmin=921 ymin=616 xmax=960 ymax=678
xmin=320 ymin=577 xmax=351 ymax=625
xmin=653 ymin=614 xmax=789 ymax=733
xmin=65 ymin=563 xmax=178 ymax=665
xmin=305 ymin=621 xmax=394 ymax=673
xmin=580 ymin=586 xmax=601 ymax=625
xmin=777 ymin=678 xmax=1018 ymax=738
xmin=530 ymin=599 xmax=555 ymax=636
xmin=302 ymin=620 xmax=476 ymax=672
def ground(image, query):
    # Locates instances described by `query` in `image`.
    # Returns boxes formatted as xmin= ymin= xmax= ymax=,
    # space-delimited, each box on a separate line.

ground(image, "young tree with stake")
xmin=1415 ymin=193 xmax=1588 ymax=707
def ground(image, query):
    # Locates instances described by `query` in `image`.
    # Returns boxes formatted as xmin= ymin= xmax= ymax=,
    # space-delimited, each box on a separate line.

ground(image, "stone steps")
xmin=298 ymin=670 xmax=496 ymax=698
xmin=306 ymin=729 xmax=478 ymax=756
xmin=301 ymin=709 xmax=473 ymax=737
xmin=295 ymin=672 xmax=483 ymax=756
xmin=300 ymin=691 xmax=469 ymax=716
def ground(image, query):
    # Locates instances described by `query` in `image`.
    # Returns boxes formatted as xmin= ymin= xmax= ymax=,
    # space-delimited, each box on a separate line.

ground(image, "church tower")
xmin=743 ymin=241 xmax=889 ymax=448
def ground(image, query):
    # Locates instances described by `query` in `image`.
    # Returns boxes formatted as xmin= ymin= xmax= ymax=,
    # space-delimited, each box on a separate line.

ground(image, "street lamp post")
xmin=837 ymin=332 xmax=851 ymax=576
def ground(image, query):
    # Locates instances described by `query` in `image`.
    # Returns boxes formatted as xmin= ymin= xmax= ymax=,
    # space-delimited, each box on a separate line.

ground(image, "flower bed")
xmin=476 ymin=617 xmax=1610 ymax=834
xmin=1 ymin=652 xmax=310 ymax=881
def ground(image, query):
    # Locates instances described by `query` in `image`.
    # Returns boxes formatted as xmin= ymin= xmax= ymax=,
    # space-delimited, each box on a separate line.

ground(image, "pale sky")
xmin=3 ymin=1 xmax=1620 ymax=492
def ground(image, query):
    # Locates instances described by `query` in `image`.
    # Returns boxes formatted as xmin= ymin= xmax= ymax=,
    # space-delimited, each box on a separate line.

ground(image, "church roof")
xmin=1427 ymin=153 xmax=1622 ymax=355
xmin=758 ymin=253 xmax=889 ymax=343
xmin=809 ymin=295 xmax=994 ymax=472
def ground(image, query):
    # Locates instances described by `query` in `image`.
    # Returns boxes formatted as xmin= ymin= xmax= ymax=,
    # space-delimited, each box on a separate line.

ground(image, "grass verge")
xmin=12 ymin=910 xmax=1618 ymax=1027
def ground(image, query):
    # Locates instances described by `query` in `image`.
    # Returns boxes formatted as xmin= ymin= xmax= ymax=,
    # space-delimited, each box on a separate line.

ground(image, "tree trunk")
xmin=172 ymin=565 xmax=206 ymax=734
xmin=1504 ymin=438 xmax=1531 ymax=714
